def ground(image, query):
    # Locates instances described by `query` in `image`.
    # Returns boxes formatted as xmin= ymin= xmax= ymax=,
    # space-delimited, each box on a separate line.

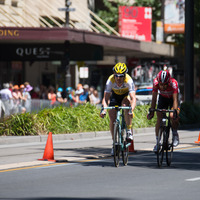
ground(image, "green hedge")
xmin=0 ymin=102 xmax=199 ymax=136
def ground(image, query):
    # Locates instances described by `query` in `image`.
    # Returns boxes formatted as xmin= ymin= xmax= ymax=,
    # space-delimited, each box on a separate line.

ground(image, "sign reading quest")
xmin=0 ymin=43 xmax=69 ymax=61
xmin=0 ymin=43 xmax=103 ymax=61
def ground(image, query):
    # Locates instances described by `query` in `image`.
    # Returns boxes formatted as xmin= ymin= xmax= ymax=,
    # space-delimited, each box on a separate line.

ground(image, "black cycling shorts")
xmin=157 ymin=95 xmax=174 ymax=109
xmin=109 ymin=91 xmax=129 ymax=106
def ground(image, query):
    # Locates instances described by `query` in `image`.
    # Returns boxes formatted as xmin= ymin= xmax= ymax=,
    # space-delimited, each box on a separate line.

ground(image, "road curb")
xmin=0 ymin=131 xmax=112 ymax=145
xmin=0 ymin=127 xmax=156 ymax=145
xmin=1 ymin=126 xmax=197 ymax=145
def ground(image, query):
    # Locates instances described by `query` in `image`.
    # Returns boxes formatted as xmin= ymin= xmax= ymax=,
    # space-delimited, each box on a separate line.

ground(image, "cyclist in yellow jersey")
xmin=100 ymin=63 xmax=136 ymax=155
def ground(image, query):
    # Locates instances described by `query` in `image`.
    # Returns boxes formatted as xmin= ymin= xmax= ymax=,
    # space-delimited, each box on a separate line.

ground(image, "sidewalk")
xmin=0 ymin=127 xmax=199 ymax=171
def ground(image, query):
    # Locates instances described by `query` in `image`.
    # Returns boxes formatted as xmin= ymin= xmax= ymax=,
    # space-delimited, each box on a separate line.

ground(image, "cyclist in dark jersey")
xmin=147 ymin=70 xmax=180 ymax=151
xmin=100 ymin=62 xmax=136 ymax=155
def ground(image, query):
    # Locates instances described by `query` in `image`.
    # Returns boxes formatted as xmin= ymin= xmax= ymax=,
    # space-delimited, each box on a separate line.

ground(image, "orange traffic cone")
xmin=195 ymin=132 xmax=200 ymax=144
xmin=38 ymin=132 xmax=56 ymax=162
xmin=129 ymin=139 xmax=136 ymax=153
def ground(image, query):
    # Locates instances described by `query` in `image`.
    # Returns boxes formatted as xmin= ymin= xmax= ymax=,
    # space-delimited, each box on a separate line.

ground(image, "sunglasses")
xmin=115 ymin=74 xmax=125 ymax=78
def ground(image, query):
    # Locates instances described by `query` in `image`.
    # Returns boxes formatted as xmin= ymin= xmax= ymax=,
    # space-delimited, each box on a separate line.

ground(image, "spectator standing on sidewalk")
xmin=77 ymin=84 xmax=89 ymax=104
xmin=39 ymin=84 xmax=48 ymax=99
xmin=90 ymin=89 xmax=100 ymax=105
xmin=57 ymin=87 xmax=67 ymax=104
xmin=19 ymin=84 xmax=27 ymax=113
xmin=48 ymin=86 xmax=57 ymax=106
xmin=88 ymin=86 xmax=95 ymax=102
xmin=31 ymin=86 xmax=40 ymax=99
xmin=9 ymin=82 xmax=13 ymax=92
xmin=22 ymin=84 xmax=32 ymax=113
xmin=66 ymin=87 xmax=76 ymax=106
xmin=75 ymin=84 xmax=84 ymax=104
xmin=0 ymin=83 xmax=13 ymax=116
xmin=12 ymin=85 xmax=20 ymax=114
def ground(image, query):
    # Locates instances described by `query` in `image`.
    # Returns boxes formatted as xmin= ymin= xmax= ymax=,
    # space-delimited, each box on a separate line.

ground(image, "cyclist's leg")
xmin=121 ymin=96 xmax=133 ymax=140
xmin=154 ymin=111 xmax=162 ymax=151
xmin=171 ymin=117 xmax=180 ymax=146
xmin=154 ymin=95 xmax=166 ymax=151
xmin=169 ymin=97 xmax=180 ymax=147
xmin=108 ymin=109 xmax=116 ymax=140
xmin=122 ymin=97 xmax=132 ymax=126
xmin=156 ymin=112 xmax=162 ymax=137
xmin=108 ymin=92 xmax=119 ymax=140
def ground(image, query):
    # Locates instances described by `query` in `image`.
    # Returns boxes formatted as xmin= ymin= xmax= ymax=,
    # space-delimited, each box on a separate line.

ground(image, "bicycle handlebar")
xmin=149 ymin=108 xmax=174 ymax=113
xmin=101 ymin=105 xmax=132 ymax=115
xmin=149 ymin=108 xmax=177 ymax=118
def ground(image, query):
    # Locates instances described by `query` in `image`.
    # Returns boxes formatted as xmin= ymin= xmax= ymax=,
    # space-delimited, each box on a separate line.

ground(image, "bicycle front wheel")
xmin=122 ymin=129 xmax=129 ymax=166
xmin=113 ymin=123 xmax=120 ymax=167
xmin=166 ymin=128 xmax=173 ymax=166
xmin=157 ymin=128 xmax=164 ymax=167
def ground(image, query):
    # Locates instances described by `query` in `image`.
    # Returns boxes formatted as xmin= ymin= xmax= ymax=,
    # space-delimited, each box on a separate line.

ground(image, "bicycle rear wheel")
xmin=113 ymin=123 xmax=120 ymax=167
xmin=122 ymin=129 xmax=129 ymax=166
xmin=157 ymin=128 xmax=164 ymax=167
xmin=166 ymin=128 xmax=173 ymax=166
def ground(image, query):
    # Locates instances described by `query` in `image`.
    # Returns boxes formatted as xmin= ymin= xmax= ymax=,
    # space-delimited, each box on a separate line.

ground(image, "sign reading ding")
xmin=118 ymin=6 xmax=152 ymax=42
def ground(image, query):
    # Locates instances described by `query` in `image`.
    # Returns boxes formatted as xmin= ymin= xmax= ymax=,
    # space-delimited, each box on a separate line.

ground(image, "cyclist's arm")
xmin=102 ymin=92 xmax=111 ymax=108
xmin=172 ymin=93 xmax=178 ymax=110
xmin=147 ymin=91 xmax=157 ymax=120
xmin=150 ymin=91 xmax=158 ymax=109
xmin=100 ymin=92 xmax=111 ymax=118
xmin=172 ymin=93 xmax=179 ymax=120
xmin=129 ymin=91 xmax=136 ymax=111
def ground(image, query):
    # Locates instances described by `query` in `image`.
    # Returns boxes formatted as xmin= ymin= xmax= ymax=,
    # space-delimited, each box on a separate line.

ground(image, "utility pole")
xmin=58 ymin=1 xmax=75 ymax=91
xmin=65 ymin=0 xmax=71 ymax=27
xmin=184 ymin=0 xmax=194 ymax=102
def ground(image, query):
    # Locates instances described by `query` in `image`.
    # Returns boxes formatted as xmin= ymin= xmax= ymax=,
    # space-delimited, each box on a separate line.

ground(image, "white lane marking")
xmin=185 ymin=177 xmax=200 ymax=182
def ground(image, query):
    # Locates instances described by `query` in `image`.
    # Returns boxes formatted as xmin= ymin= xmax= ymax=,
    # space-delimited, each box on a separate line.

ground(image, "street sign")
xmin=58 ymin=7 xmax=75 ymax=12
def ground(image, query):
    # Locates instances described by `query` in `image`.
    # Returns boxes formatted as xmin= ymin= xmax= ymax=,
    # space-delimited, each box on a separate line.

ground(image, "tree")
xmin=96 ymin=0 xmax=132 ymax=33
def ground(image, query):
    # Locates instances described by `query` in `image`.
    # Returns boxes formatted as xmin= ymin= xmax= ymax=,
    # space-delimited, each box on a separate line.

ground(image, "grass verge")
xmin=0 ymin=102 xmax=199 ymax=136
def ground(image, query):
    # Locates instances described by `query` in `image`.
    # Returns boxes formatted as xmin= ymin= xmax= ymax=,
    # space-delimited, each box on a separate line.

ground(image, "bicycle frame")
xmin=149 ymin=108 xmax=175 ymax=167
xmin=104 ymin=105 xmax=132 ymax=167
xmin=104 ymin=106 xmax=131 ymax=147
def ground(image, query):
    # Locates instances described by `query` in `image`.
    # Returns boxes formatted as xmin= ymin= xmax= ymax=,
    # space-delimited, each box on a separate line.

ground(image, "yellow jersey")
xmin=105 ymin=74 xmax=135 ymax=95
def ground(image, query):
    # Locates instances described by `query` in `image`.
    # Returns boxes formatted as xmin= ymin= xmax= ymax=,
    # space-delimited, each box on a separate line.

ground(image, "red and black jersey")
xmin=153 ymin=77 xmax=179 ymax=98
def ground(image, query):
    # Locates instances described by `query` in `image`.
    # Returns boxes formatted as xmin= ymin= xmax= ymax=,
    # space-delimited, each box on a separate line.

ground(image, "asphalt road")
xmin=0 ymin=129 xmax=200 ymax=200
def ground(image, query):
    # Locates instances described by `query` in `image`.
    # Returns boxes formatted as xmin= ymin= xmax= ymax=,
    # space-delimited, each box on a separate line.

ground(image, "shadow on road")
xmin=53 ymin=146 xmax=200 ymax=171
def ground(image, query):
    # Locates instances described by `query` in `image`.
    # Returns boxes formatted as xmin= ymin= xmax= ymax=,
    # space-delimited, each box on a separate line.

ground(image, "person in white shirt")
xmin=0 ymin=83 xmax=13 ymax=116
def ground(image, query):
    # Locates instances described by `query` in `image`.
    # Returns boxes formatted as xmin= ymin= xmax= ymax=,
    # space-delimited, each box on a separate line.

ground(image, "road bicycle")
xmin=101 ymin=105 xmax=132 ymax=167
xmin=149 ymin=108 xmax=177 ymax=167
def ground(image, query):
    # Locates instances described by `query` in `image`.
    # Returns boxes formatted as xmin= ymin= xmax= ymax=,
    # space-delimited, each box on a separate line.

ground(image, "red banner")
xmin=118 ymin=6 xmax=152 ymax=42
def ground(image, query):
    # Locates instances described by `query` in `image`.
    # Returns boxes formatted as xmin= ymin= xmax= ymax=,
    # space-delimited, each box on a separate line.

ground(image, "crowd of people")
xmin=0 ymin=82 xmax=101 ymax=117
xmin=0 ymin=82 xmax=33 ymax=116
xmin=50 ymin=83 xmax=100 ymax=106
